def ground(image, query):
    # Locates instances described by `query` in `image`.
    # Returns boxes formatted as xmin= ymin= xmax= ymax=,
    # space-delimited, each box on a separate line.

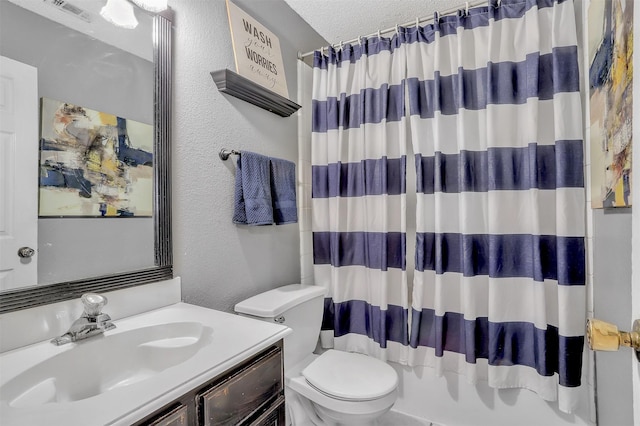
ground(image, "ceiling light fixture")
xmin=129 ymin=0 xmax=168 ymax=13
xmin=100 ymin=0 xmax=139 ymax=29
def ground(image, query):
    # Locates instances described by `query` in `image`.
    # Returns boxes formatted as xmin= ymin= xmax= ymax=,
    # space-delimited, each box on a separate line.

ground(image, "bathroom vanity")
xmin=0 ymin=289 xmax=291 ymax=426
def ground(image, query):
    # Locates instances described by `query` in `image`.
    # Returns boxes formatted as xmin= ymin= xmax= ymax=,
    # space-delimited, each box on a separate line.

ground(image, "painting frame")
xmin=589 ymin=0 xmax=633 ymax=208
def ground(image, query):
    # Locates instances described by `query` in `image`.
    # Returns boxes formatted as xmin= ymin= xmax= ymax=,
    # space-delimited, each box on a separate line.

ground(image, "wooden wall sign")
xmin=226 ymin=0 xmax=289 ymax=98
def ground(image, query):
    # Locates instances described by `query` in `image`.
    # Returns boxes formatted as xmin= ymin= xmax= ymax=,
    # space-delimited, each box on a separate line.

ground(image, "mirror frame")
xmin=0 ymin=9 xmax=173 ymax=314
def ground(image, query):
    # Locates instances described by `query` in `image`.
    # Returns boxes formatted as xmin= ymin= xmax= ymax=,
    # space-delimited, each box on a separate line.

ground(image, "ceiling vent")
xmin=43 ymin=0 xmax=91 ymax=23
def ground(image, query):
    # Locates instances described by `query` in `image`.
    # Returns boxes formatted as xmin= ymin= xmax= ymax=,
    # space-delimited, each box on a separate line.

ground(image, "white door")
xmin=633 ymin=4 xmax=640 ymax=423
xmin=633 ymin=111 xmax=639 ymax=426
xmin=0 ymin=55 xmax=38 ymax=291
xmin=633 ymin=78 xmax=639 ymax=426
xmin=633 ymin=219 xmax=639 ymax=426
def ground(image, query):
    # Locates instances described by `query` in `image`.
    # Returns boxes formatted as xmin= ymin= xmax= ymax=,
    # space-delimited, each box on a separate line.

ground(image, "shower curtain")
xmin=311 ymin=0 xmax=585 ymax=412
xmin=406 ymin=0 xmax=585 ymax=413
xmin=311 ymin=36 xmax=410 ymax=363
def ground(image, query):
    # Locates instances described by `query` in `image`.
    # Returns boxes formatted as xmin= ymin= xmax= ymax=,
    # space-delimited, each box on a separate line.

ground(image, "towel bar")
xmin=219 ymin=148 xmax=240 ymax=161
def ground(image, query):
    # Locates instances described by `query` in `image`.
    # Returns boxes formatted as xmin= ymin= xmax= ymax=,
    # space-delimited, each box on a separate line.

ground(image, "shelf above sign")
xmin=226 ymin=0 xmax=289 ymax=99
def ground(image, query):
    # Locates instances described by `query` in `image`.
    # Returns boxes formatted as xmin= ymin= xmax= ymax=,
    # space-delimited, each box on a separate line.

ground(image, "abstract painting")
xmin=39 ymin=98 xmax=153 ymax=217
xmin=589 ymin=0 xmax=633 ymax=208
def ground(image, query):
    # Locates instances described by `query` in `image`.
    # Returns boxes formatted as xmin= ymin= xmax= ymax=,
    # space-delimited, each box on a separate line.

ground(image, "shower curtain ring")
xmin=415 ymin=17 xmax=420 ymax=28
xmin=377 ymin=29 xmax=382 ymax=39
xmin=395 ymin=24 xmax=399 ymax=35
xmin=465 ymin=2 xmax=470 ymax=15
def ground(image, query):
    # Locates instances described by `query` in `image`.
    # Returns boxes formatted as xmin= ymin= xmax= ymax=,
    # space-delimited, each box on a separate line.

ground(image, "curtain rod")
xmin=298 ymin=0 xmax=491 ymax=60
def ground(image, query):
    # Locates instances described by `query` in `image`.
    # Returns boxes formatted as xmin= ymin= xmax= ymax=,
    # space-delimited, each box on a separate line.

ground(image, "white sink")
xmin=1 ymin=321 xmax=213 ymax=408
xmin=0 ymin=302 xmax=291 ymax=426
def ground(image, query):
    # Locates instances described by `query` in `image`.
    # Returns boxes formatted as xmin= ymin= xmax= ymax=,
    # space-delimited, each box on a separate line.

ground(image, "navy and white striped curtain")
xmin=311 ymin=35 xmax=410 ymax=363
xmin=311 ymin=0 xmax=586 ymax=412
xmin=407 ymin=0 xmax=585 ymax=412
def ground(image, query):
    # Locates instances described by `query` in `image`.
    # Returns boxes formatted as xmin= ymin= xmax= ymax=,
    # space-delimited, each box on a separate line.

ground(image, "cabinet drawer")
xmin=198 ymin=346 xmax=283 ymax=426
xmin=249 ymin=395 xmax=285 ymax=426
xmin=146 ymin=404 xmax=188 ymax=426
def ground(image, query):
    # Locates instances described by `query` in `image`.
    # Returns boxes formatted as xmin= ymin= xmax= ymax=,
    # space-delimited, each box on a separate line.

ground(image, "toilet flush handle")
xmin=274 ymin=315 xmax=285 ymax=324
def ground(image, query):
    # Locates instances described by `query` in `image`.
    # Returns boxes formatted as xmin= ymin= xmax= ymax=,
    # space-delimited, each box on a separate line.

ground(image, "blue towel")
xmin=233 ymin=151 xmax=273 ymax=225
xmin=270 ymin=157 xmax=298 ymax=225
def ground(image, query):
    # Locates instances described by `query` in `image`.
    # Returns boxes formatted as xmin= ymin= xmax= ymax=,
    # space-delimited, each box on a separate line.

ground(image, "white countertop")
xmin=0 ymin=302 xmax=291 ymax=426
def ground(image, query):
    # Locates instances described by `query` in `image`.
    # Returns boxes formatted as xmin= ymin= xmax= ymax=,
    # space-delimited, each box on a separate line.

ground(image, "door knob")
xmin=17 ymin=247 xmax=35 ymax=258
xmin=586 ymin=318 xmax=640 ymax=361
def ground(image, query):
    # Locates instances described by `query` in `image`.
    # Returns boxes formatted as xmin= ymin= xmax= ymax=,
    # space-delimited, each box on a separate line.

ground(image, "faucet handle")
xmin=81 ymin=293 xmax=108 ymax=316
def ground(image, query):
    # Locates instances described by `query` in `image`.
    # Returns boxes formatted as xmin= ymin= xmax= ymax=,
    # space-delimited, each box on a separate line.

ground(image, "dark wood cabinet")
xmin=249 ymin=396 xmax=285 ymax=426
xmin=147 ymin=404 xmax=189 ymax=426
xmin=198 ymin=345 xmax=283 ymax=425
xmin=134 ymin=341 xmax=284 ymax=426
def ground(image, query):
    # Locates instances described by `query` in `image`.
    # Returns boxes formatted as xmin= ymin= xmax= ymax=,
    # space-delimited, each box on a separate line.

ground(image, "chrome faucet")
xmin=51 ymin=293 xmax=116 ymax=345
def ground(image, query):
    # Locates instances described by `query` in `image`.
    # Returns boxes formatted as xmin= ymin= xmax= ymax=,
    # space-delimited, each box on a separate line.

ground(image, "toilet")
xmin=235 ymin=284 xmax=398 ymax=426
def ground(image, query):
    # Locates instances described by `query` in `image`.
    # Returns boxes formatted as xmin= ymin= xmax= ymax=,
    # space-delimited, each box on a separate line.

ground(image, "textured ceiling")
xmin=285 ymin=0 xmax=471 ymax=48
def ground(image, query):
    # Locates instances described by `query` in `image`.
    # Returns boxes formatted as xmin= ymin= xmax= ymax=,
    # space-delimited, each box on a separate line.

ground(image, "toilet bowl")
xmin=235 ymin=284 xmax=399 ymax=425
xmin=286 ymin=350 xmax=398 ymax=425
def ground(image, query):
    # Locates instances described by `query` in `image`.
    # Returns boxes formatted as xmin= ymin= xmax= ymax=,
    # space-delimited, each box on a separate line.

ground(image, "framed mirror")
xmin=0 ymin=0 xmax=172 ymax=313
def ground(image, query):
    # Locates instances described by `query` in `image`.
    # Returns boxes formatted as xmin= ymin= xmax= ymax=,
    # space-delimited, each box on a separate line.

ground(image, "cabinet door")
xmin=198 ymin=347 xmax=283 ymax=426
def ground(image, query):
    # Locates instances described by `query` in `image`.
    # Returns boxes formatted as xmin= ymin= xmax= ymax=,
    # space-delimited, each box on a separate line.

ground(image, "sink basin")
xmin=0 ymin=321 xmax=213 ymax=408
xmin=0 ymin=302 xmax=291 ymax=426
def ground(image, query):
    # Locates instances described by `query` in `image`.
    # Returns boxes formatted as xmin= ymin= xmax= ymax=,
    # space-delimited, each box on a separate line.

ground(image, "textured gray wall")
xmin=170 ymin=0 xmax=325 ymax=312
xmin=592 ymin=209 xmax=633 ymax=426
xmin=0 ymin=1 xmax=155 ymax=286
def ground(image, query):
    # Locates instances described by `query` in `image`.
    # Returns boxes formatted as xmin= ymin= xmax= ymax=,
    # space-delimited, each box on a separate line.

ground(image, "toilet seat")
xmin=301 ymin=350 xmax=398 ymax=402
xmin=287 ymin=375 xmax=398 ymax=417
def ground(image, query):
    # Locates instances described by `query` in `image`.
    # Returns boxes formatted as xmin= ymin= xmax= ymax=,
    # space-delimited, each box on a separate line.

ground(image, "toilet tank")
xmin=235 ymin=284 xmax=326 ymax=368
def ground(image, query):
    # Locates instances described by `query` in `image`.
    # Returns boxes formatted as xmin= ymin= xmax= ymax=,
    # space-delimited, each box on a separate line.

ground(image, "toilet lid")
xmin=301 ymin=350 xmax=398 ymax=401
